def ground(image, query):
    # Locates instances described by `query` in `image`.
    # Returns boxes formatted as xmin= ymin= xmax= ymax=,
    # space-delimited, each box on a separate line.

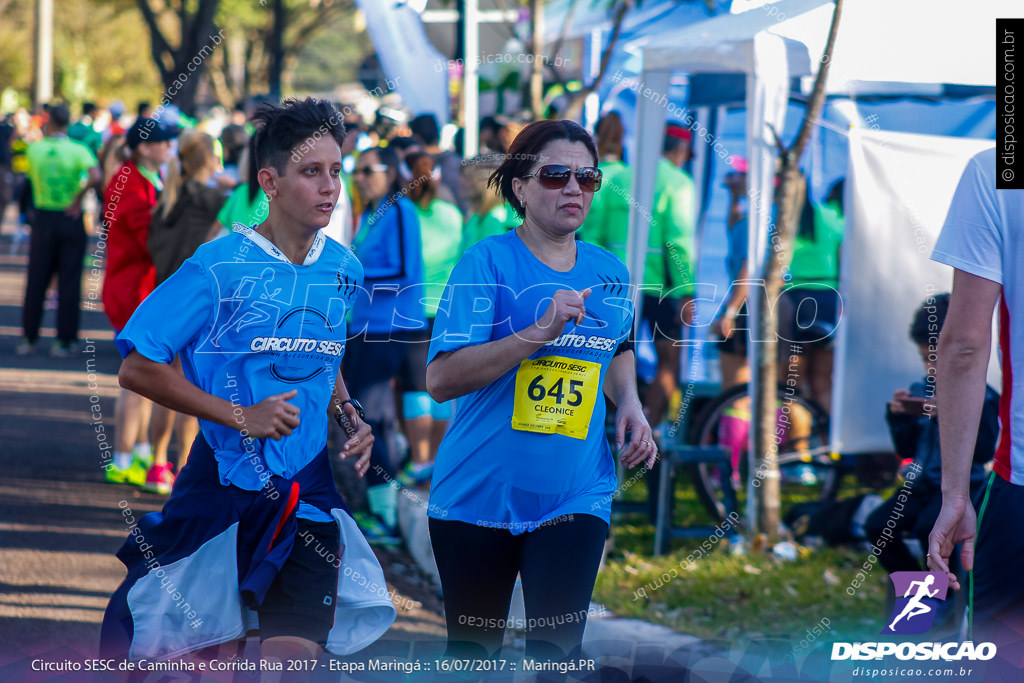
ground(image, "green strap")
xmin=968 ymin=470 xmax=997 ymax=641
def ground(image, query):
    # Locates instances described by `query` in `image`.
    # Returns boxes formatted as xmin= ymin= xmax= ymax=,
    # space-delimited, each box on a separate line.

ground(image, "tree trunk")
xmin=135 ymin=0 xmax=221 ymax=117
xmin=751 ymin=0 xmax=843 ymax=542
xmin=268 ymin=0 xmax=286 ymax=99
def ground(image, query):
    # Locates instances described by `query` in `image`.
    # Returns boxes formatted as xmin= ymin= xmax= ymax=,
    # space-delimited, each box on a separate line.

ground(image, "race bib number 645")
xmin=511 ymin=356 xmax=600 ymax=439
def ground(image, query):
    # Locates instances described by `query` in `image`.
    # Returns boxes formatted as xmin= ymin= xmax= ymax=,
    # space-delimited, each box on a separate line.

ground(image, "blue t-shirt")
xmin=116 ymin=226 xmax=364 ymax=521
xmin=349 ymin=195 xmax=427 ymax=335
xmin=426 ymin=230 xmax=634 ymax=533
xmin=726 ymin=216 xmax=748 ymax=283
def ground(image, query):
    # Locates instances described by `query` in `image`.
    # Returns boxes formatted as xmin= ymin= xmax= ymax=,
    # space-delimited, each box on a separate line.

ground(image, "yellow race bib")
xmin=511 ymin=355 xmax=601 ymax=439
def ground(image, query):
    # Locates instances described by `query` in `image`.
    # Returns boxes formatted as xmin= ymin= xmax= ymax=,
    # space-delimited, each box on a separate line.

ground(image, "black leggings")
xmin=429 ymin=513 xmax=608 ymax=661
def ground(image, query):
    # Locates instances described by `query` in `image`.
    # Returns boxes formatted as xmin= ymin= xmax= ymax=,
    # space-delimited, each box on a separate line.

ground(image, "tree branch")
xmin=785 ymin=0 xmax=843 ymax=165
xmin=134 ymin=0 xmax=175 ymax=82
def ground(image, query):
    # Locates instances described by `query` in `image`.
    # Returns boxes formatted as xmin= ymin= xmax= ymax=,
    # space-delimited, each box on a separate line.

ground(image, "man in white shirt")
xmin=928 ymin=147 xmax=1024 ymax=654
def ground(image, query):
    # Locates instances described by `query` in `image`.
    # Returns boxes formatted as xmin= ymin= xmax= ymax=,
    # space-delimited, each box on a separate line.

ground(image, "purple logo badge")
xmin=883 ymin=571 xmax=948 ymax=635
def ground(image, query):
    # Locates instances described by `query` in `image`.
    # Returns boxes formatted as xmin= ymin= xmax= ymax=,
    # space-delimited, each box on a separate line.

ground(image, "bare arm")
xmin=938 ymin=270 xmax=1001 ymax=503
xmin=119 ymin=350 xmax=300 ymax=440
xmin=927 ymin=269 xmax=1001 ymax=588
xmin=427 ymin=288 xmax=591 ymax=402
xmin=602 ymin=350 xmax=657 ymax=469
xmin=426 ymin=326 xmax=550 ymax=403
xmin=712 ymin=261 xmax=749 ymax=338
xmin=603 ymin=350 xmax=642 ymax=410
xmin=66 ymin=166 xmax=103 ymax=218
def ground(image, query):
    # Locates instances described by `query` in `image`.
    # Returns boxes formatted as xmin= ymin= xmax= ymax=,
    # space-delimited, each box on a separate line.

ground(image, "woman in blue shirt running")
xmin=345 ymin=145 xmax=428 ymax=542
xmin=426 ymin=119 xmax=656 ymax=661
xmin=103 ymin=99 xmax=393 ymax=667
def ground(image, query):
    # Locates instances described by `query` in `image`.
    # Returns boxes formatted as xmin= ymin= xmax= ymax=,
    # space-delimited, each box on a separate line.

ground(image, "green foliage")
xmin=0 ymin=0 xmax=161 ymax=109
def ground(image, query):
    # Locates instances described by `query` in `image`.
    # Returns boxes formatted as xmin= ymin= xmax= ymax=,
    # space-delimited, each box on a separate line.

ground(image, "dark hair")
xmin=219 ymin=123 xmax=249 ymax=167
xmin=48 ymin=105 xmax=71 ymax=129
xmin=488 ymin=119 xmax=598 ymax=219
xmin=404 ymin=151 xmax=437 ymax=207
xmin=910 ymin=293 xmax=950 ymax=346
xmin=595 ymin=111 xmax=624 ymax=160
xmin=82 ymin=102 xmax=97 ymax=117
xmin=480 ymin=115 xmax=503 ymax=135
xmin=360 ymin=145 xmax=403 ymax=196
xmin=137 ymin=101 xmax=151 ymax=118
xmin=248 ymin=97 xmax=346 ymax=202
xmin=389 ymin=136 xmax=422 ymax=155
xmin=410 ymin=113 xmax=441 ymax=147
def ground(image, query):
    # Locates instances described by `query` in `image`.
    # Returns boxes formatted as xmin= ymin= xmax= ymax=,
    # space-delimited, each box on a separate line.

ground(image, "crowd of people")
xmin=2 ymin=92 xmax=871 ymax=667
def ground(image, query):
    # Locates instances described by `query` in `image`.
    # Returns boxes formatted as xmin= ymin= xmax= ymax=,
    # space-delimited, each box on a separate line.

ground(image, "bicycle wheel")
xmin=685 ymin=382 xmax=840 ymax=523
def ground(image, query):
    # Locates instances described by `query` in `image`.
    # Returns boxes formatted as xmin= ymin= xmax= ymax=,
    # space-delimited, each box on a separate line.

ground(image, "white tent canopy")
xmin=627 ymin=0 xmax=1006 ymax=478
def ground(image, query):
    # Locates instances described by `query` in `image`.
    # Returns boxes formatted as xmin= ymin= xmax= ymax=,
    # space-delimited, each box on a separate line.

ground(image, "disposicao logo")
xmin=831 ymin=571 xmax=996 ymax=662
xmin=884 ymin=571 xmax=947 ymax=635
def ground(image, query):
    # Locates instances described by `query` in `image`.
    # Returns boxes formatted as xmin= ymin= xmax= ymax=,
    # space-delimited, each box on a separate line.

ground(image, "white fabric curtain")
xmin=832 ymin=128 xmax=998 ymax=454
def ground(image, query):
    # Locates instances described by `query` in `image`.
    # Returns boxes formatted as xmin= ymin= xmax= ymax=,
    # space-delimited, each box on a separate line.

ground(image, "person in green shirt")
xmin=67 ymin=102 xmax=103 ymax=157
xmin=212 ymin=181 xmax=269 ymax=236
xmin=398 ymin=151 xmax=464 ymax=486
xmin=459 ymin=154 xmax=519 ymax=250
xmin=578 ymin=111 xmax=631 ymax=248
xmin=17 ymin=104 xmax=102 ymax=357
xmin=577 ymin=118 xmax=697 ymax=430
xmin=778 ymin=178 xmax=845 ymax=413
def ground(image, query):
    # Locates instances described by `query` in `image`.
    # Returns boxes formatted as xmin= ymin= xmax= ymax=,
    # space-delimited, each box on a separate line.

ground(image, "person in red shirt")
xmin=101 ymin=117 xmax=177 ymax=487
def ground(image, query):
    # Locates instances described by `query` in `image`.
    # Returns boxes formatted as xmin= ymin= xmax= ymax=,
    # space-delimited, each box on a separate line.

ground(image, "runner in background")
xmin=777 ymin=178 xmax=845 ymax=413
xmin=586 ymin=122 xmax=696 ymax=434
xmin=144 ymin=130 xmax=228 ymax=493
xmin=16 ymin=104 xmax=102 ymax=358
xmin=101 ymin=117 xmax=177 ymax=487
xmin=577 ymin=111 xmax=630 ymax=248
xmin=346 ymin=145 xmax=428 ymax=543
xmin=459 ymin=154 xmax=518 ymax=250
xmin=398 ymin=151 xmax=462 ymax=487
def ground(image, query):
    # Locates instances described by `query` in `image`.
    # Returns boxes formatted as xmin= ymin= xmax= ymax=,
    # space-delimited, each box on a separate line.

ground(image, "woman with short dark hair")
xmin=426 ymin=119 xmax=655 ymax=661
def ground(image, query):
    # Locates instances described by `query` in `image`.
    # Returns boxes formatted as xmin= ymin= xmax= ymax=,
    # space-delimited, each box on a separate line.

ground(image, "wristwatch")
xmin=335 ymin=398 xmax=365 ymax=422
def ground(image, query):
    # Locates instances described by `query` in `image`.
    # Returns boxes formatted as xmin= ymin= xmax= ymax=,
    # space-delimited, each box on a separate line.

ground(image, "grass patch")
xmin=598 ymin=469 xmax=898 ymax=646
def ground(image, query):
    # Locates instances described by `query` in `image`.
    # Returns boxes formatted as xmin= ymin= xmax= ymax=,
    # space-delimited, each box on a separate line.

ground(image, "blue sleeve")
xmin=362 ymin=201 xmax=418 ymax=282
xmin=427 ymin=247 xmax=498 ymax=365
xmin=116 ymin=259 xmax=214 ymax=362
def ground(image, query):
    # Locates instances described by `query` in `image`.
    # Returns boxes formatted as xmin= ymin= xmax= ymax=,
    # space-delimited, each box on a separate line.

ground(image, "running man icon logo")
xmin=882 ymin=571 xmax=949 ymax=635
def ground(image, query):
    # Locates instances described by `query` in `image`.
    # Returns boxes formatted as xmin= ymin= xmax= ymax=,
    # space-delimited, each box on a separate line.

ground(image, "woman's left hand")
xmin=339 ymin=404 xmax=375 ymax=477
xmin=615 ymin=401 xmax=657 ymax=469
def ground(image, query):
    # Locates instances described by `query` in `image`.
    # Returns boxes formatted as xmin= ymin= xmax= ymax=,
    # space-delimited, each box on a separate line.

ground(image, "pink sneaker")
xmin=142 ymin=463 xmax=175 ymax=495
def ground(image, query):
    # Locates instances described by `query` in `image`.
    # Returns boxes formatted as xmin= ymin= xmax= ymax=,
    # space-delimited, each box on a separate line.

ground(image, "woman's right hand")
xmin=531 ymin=288 xmax=592 ymax=342
xmin=236 ymin=390 xmax=301 ymax=439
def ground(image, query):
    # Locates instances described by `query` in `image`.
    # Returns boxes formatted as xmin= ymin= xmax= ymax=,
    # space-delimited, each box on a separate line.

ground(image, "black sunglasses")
xmin=523 ymin=165 xmax=602 ymax=192
xmin=353 ymin=163 xmax=389 ymax=176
